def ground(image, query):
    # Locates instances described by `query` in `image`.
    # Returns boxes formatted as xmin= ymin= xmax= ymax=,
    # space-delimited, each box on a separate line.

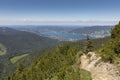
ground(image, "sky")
xmin=0 ymin=0 xmax=120 ymax=25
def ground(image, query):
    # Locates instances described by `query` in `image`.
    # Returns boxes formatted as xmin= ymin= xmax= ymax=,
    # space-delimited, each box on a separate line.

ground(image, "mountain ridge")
xmin=0 ymin=27 xmax=59 ymax=57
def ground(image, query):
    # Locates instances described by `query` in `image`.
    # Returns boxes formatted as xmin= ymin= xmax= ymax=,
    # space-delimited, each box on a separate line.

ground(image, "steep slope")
xmin=5 ymin=45 xmax=92 ymax=80
xmin=0 ymin=27 xmax=59 ymax=79
xmin=80 ymin=52 xmax=120 ymax=80
xmin=100 ymin=22 xmax=120 ymax=63
xmin=0 ymin=27 xmax=59 ymax=57
xmin=79 ymin=22 xmax=120 ymax=80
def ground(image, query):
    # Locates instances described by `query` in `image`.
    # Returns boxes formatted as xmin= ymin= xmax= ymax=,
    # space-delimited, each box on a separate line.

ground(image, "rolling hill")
xmin=0 ymin=27 xmax=59 ymax=79
xmin=0 ymin=27 xmax=59 ymax=57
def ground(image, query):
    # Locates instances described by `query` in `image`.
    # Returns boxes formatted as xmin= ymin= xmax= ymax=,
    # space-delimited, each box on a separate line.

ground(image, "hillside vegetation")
xmin=3 ymin=23 xmax=120 ymax=80
xmin=100 ymin=22 xmax=120 ymax=64
xmin=0 ymin=27 xmax=59 ymax=79
xmin=0 ymin=27 xmax=59 ymax=57
xmin=5 ymin=45 xmax=92 ymax=80
xmin=4 ymin=24 xmax=118 ymax=80
xmin=10 ymin=54 xmax=29 ymax=64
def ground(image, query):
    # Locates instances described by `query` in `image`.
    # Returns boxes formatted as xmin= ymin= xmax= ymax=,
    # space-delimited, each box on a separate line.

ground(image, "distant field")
xmin=0 ymin=43 xmax=7 ymax=56
xmin=10 ymin=54 xmax=29 ymax=64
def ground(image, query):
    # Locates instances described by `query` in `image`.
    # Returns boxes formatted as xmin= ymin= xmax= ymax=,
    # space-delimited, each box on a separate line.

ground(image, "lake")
xmin=41 ymin=31 xmax=86 ymax=40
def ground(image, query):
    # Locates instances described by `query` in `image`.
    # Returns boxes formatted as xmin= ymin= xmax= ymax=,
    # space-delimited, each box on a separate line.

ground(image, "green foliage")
xmin=0 ymin=27 xmax=59 ymax=57
xmin=80 ymin=69 xmax=92 ymax=80
xmin=111 ymin=23 xmax=120 ymax=39
xmin=100 ymin=22 xmax=120 ymax=63
xmin=113 ymin=39 xmax=120 ymax=54
xmin=56 ymin=67 xmax=92 ymax=80
xmin=85 ymin=35 xmax=94 ymax=53
xmin=0 ymin=33 xmax=109 ymax=80
xmin=0 ymin=27 xmax=59 ymax=79
xmin=5 ymin=44 xmax=92 ymax=80
xmin=10 ymin=54 xmax=29 ymax=64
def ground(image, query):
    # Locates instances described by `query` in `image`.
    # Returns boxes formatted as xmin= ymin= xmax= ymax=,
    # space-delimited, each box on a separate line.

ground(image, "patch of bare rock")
xmin=80 ymin=52 xmax=120 ymax=80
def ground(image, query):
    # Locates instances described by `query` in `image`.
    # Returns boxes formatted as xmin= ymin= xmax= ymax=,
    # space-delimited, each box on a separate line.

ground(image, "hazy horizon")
xmin=0 ymin=0 xmax=120 ymax=25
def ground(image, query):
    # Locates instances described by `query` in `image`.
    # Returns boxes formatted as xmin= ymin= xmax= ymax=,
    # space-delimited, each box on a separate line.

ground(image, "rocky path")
xmin=80 ymin=52 xmax=120 ymax=80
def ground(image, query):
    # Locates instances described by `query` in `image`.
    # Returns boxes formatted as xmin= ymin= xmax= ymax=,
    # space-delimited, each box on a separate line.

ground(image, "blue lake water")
xmin=41 ymin=31 xmax=86 ymax=40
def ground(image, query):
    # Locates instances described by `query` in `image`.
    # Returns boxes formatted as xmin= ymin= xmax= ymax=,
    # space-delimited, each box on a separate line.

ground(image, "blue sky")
xmin=0 ymin=0 xmax=120 ymax=25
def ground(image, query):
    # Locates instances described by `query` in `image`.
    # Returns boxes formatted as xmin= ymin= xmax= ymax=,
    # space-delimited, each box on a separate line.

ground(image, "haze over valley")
xmin=7 ymin=25 xmax=114 ymax=41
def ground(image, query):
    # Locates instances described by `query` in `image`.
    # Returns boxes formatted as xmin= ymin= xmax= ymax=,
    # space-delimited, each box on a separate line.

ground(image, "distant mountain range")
xmin=0 ymin=27 xmax=59 ymax=57
xmin=69 ymin=26 xmax=114 ymax=38
xmin=10 ymin=25 xmax=114 ymax=40
xmin=11 ymin=25 xmax=77 ymax=33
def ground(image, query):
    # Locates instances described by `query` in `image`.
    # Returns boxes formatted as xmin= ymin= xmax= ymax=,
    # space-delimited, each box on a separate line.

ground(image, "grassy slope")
xmin=0 ymin=43 xmax=7 ymax=56
xmin=99 ymin=23 xmax=120 ymax=63
xmin=10 ymin=54 xmax=29 ymax=64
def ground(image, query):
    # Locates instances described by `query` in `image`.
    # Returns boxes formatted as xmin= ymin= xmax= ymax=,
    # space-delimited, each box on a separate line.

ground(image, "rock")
xmin=80 ymin=52 xmax=120 ymax=80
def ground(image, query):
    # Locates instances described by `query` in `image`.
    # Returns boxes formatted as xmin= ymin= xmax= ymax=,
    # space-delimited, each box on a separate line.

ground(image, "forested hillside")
xmin=3 ymin=28 xmax=113 ymax=80
xmin=100 ymin=22 xmax=120 ymax=64
xmin=0 ymin=27 xmax=59 ymax=57
xmin=5 ymin=44 xmax=92 ymax=80
xmin=0 ymin=27 xmax=59 ymax=79
xmin=0 ymin=26 xmax=111 ymax=80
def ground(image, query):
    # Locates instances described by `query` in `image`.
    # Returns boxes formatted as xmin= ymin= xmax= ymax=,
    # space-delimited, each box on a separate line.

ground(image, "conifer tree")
xmin=84 ymin=35 xmax=93 ymax=53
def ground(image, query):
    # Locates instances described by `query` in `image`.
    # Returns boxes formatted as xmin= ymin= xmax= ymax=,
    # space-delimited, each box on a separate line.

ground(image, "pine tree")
xmin=84 ymin=35 xmax=93 ymax=53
